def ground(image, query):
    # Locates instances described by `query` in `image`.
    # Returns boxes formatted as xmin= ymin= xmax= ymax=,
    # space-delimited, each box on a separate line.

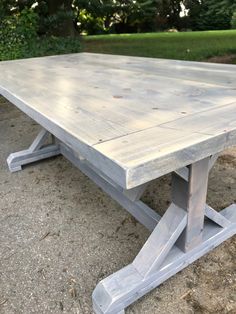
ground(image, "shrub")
xmin=21 ymin=36 xmax=81 ymax=59
xmin=0 ymin=8 xmax=39 ymax=60
xmin=0 ymin=8 xmax=81 ymax=61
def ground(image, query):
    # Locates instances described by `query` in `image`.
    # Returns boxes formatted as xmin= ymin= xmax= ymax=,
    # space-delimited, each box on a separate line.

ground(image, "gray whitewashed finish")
xmin=1 ymin=53 xmax=236 ymax=188
xmin=1 ymin=53 xmax=236 ymax=314
xmin=7 ymin=129 xmax=60 ymax=172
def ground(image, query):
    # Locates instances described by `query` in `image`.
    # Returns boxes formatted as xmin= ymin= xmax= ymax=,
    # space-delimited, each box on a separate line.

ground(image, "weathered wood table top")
xmin=1 ymin=53 xmax=236 ymax=188
xmin=1 ymin=53 xmax=236 ymax=314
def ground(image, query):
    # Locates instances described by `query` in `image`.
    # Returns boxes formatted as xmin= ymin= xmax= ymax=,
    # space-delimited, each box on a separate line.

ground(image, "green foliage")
xmin=185 ymin=0 xmax=236 ymax=31
xmin=75 ymin=0 xmax=236 ymax=33
xmin=42 ymin=10 xmax=75 ymax=34
xmin=0 ymin=8 xmax=39 ymax=60
xmin=1 ymin=0 xmax=236 ymax=38
xmin=124 ymin=0 xmax=158 ymax=33
xmin=0 ymin=7 xmax=81 ymax=61
xmin=74 ymin=0 xmax=162 ymax=34
xmin=78 ymin=10 xmax=105 ymax=35
xmin=21 ymin=36 xmax=81 ymax=58
xmin=231 ymin=12 xmax=236 ymax=29
xmin=35 ymin=1 xmax=77 ymax=37
xmin=0 ymin=0 xmax=236 ymax=63
xmin=0 ymin=34 xmax=81 ymax=61
xmin=0 ymin=0 xmax=15 ymax=19
xmin=156 ymin=0 xmax=182 ymax=29
xmin=17 ymin=8 xmax=39 ymax=40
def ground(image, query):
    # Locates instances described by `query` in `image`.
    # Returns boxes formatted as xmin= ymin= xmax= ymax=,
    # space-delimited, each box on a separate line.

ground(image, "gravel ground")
xmin=0 ymin=97 xmax=235 ymax=314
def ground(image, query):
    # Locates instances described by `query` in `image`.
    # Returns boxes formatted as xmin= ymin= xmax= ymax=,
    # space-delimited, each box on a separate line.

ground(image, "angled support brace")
xmin=7 ymin=129 xmax=60 ymax=172
xmin=60 ymin=143 xmax=160 ymax=231
xmin=7 ymin=130 xmax=157 ymax=231
xmin=92 ymin=157 xmax=236 ymax=314
xmin=122 ymin=184 xmax=148 ymax=202
xmin=7 ymin=130 xmax=236 ymax=314
xmin=205 ymin=205 xmax=231 ymax=228
xmin=133 ymin=204 xmax=187 ymax=277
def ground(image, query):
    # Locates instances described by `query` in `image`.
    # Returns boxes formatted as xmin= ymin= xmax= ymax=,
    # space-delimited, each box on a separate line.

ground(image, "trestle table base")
xmin=7 ymin=129 xmax=236 ymax=314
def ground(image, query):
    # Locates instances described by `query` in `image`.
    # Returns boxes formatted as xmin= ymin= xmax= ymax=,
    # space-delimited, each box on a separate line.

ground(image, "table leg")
xmin=174 ymin=158 xmax=210 ymax=252
xmin=6 ymin=134 xmax=236 ymax=314
xmin=92 ymin=157 xmax=236 ymax=314
xmin=7 ymin=128 xmax=60 ymax=172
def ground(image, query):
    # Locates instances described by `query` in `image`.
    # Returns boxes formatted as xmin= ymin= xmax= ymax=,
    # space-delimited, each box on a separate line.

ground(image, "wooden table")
xmin=1 ymin=53 xmax=236 ymax=314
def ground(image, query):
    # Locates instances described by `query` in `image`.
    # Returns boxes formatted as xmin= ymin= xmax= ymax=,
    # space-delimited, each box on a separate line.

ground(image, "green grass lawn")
xmin=83 ymin=30 xmax=236 ymax=62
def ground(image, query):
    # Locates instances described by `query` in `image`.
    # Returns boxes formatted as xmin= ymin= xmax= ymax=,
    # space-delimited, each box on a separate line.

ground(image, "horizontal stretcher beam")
xmin=7 ymin=129 xmax=236 ymax=314
xmin=6 ymin=130 xmax=161 ymax=232
xmin=60 ymin=143 xmax=161 ymax=231
xmin=6 ymin=130 xmax=230 ymax=234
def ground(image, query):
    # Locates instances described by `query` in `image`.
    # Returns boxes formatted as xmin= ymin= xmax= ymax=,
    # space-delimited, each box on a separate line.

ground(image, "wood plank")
xmin=94 ymin=123 xmax=236 ymax=188
xmin=1 ymin=53 xmax=236 ymax=188
xmin=75 ymin=53 xmax=236 ymax=88
xmin=2 ymin=55 xmax=236 ymax=116
xmin=93 ymin=204 xmax=236 ymax=314
xmin=161 ymin=102 xmax=236 ymax=135
xmin=133 ymin=203 xmax=187 ymax=277
xmin=1 ymin=54 xmax=236 ymax=141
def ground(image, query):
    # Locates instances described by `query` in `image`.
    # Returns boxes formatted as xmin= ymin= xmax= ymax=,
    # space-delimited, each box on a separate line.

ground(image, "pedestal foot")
xmin=93 ymin=205 xmax=236 ymax=314
xmin=7 ymin=129 xmax=60 ymax=172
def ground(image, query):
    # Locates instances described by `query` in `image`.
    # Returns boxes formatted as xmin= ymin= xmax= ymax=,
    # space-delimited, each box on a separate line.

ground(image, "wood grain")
xmin=1 ymin=53 xmax=236 ymax=188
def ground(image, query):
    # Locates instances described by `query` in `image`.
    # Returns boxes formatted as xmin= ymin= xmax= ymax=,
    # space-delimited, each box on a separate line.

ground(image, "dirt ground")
xmin=206 ymin=55 xmax=236 ymax=64
xmin=0 ymin=97 xmax=235 ymax=314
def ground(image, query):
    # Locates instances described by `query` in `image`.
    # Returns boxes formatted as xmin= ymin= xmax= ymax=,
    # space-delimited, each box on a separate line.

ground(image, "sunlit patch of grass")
xmin=83 ymin=30 xmax=236 ymax=62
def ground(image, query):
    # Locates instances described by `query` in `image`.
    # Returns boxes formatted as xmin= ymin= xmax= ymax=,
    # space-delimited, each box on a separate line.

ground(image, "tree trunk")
xmin=47 ymin=0 xmax=77 ymax=37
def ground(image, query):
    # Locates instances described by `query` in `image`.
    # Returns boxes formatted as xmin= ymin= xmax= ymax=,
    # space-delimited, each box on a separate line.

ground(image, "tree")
xmin=183 ymin=0 xmax=201 ymax=29
xmin=1 ymin=0 xmax=235 ymax=36
xmin=113 ymin=0 xmax=158 ymax=33
xmin=74 ymin=0 xmax=158 ymax=34
xmin=0 ymin=0 xmax=17 ymax=18
xmin=185 ymin=0 xmax=236 ymax=30
xmin=231 ymin=12 xmax=236 ymax=29
xmin=154 ymin=0 xmax=184 ymax=30
xmin=38 ymin=0 xmax=78 ymax=36
xmin=73 ymin=0 xmax=117 ymax=34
